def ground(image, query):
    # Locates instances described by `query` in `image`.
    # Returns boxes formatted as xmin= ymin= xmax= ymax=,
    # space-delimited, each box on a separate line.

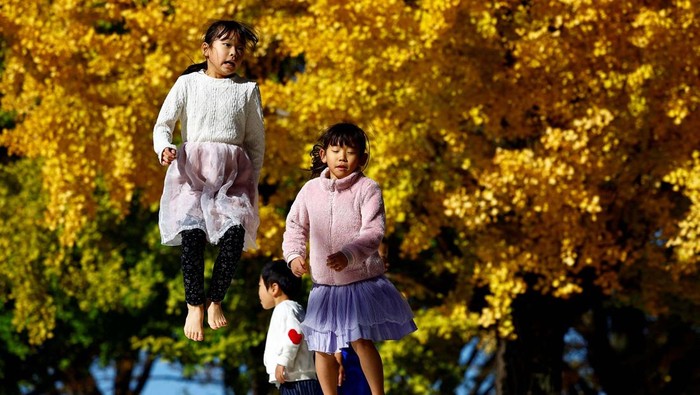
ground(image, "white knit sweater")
xmin=264 ymin=300 xmax=318 ymax=385
xmin=152 ymin=70 xmax=265 ymax=178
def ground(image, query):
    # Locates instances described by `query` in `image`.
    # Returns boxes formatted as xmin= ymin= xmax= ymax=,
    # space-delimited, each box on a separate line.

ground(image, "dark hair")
xmin=261 ymin=260 xmax=302 ymax=300
xmin=182 ymin=20 xmax=259 ymax=76
xmin=310 ymin=122 xmax=370 ymax=178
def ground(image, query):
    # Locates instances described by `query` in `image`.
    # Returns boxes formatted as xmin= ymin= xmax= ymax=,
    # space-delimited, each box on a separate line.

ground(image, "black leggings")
xmin=180 ymin=226 xmax=245 ymax=306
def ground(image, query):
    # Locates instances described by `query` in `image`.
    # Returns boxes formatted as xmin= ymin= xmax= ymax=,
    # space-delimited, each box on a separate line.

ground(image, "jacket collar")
xmin=320 ymin=168 xmax=362 ymax=192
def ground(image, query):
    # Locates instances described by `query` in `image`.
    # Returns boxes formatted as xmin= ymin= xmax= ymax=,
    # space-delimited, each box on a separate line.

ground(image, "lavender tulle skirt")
xmin=159 ymin=142 xmax=259 ymax=250
xmin=301 ymin=275 xmax=417 ymax=354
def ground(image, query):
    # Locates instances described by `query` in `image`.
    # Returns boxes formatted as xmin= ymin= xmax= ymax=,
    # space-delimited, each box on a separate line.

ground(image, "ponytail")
xmin=181 ymin=61 xmax=207 ymax=76
xmin=309 ymin=144 xmax=326 ymax=178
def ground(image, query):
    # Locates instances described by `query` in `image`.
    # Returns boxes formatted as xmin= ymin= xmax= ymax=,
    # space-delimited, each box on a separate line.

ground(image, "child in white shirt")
xmin=259 ymin=260 xmax=322 ymax=394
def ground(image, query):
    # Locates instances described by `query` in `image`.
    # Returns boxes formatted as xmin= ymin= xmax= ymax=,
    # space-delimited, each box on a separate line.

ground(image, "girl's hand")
xmin=275 ymin=364 xmax=286 ymax=383
xmin=326 ymin=252 xmax=348 ymax=272
xmin=290 ymin=257 xmax=308 ymax=277
xmin=161 ymin=147 xmax=177 ymax=166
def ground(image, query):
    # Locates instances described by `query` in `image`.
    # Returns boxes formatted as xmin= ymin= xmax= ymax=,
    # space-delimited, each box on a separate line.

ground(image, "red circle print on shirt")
xmin=288 ymin=329 xmax=303 ymax=345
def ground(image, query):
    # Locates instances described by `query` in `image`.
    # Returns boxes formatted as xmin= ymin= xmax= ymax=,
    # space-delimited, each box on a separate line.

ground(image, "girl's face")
xmin=202 ymin=34 xmax=245 ymax=78
xmin=320 ymin=144 xmax=367 ymax=180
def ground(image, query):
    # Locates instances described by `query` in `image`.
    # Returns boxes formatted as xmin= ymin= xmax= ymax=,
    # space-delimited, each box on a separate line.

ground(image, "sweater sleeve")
xmin=282 ymin=185 xmax=310 ymax=264
xmin=340 ymin=181 xmax=386 ymax=266
xmin=244 ymin=83 xmax=265 ymax=182
xmin=152 ymin=78 xmax=184 ymax=160
xmin=277 ymin=307 xmax=304 ymax=367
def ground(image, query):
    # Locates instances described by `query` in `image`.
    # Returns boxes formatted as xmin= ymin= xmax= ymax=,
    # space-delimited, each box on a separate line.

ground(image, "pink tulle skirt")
xmin=158 ymin=142 xmax=259 ymax=250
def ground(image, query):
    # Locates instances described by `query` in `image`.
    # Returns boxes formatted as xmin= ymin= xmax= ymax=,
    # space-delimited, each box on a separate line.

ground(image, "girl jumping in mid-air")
xmin=282 ymin=122 xmax=416 ymax=394
xmin=153 ymin=20 xmax=265 ymax=342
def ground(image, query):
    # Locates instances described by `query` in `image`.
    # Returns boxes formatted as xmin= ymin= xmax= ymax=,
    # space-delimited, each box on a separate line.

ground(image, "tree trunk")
xmin=112 ymin=351 xmax=155 ymax=395
xmin=584 ymin=305 xmax=647 ymax=395
xmin=132 ymin=354 xmax=155 ymax=395
xmin=114 ymin=353 xmax=136 ymax=395
xmin=60 ymin=366 xmax=101 ymax=395
xmin=496 ymin=291 xmax=572 ymax=395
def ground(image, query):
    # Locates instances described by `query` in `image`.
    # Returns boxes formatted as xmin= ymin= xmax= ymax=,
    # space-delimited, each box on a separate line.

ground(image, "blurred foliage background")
xmin=1 ymin=0 xmax=700 ymax=394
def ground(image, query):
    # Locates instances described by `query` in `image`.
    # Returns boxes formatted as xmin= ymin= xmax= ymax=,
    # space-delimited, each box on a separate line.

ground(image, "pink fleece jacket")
xmin=282 ymin=168 xmax=386 ymax=286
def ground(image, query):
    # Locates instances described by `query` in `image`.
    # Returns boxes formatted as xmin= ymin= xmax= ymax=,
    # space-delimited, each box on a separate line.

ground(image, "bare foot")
xmin=207 ymin=300 xmax=228 ymax=330
xmin=184 ymin=304 xmax=205 ymax=341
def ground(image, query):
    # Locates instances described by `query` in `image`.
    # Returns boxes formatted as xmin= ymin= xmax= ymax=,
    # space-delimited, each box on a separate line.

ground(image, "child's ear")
xmin=270 ymin=282 xmax=282 ymax=296
xmin=201 ymin=42 xmax=209 ymax=57
xmin=320 ymin=148 xmax=328 ymax=164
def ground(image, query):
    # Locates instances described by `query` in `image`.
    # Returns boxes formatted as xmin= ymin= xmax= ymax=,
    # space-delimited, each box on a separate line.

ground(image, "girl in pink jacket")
xmin=283 ymin=123 xmax=417 ymax=395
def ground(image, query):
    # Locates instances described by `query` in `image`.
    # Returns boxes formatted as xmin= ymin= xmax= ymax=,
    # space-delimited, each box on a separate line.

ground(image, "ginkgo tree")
xmin=1 ymin=0 xmax=700 ymax=393
xmin=260 ymin=0 xmax=700 ymax=389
